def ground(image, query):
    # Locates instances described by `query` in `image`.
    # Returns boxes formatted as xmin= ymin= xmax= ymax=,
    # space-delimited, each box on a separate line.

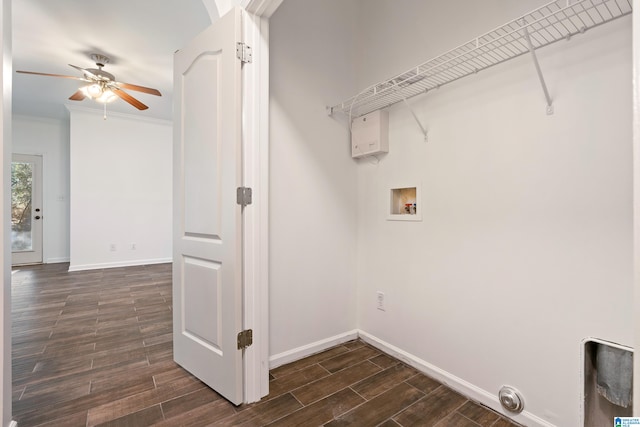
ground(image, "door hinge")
xmin=236 ymin=42 xmax=253 ymax=64
xmin=237 ymin=187 xmax=252 ymax=207
xmin=237 ymin=329 xmax=253 ymax=350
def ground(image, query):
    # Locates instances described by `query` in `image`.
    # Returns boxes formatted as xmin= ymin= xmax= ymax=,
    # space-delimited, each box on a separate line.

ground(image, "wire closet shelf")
xmin=328 ymin=0 xmax=632 ymax=119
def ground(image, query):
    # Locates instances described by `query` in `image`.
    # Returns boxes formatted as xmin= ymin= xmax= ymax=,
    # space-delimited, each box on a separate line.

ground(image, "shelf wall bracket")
xmin=402 ymin=97 xmax=428 ymax=142
xmin=522 ymin=25 xmax=554 ymax=115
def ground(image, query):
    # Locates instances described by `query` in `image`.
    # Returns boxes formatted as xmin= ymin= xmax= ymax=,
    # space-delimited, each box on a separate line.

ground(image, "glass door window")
xmin=11 ymin=154 xmax=43 ymax=265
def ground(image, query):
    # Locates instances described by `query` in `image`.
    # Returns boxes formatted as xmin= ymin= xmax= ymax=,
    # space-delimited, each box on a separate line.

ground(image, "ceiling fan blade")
xmin=68 ymin=64 xmax=99 ymax=80
xmin=69 ymin=90 xmax=86 ymax=101
xmin=115 ymin=82 xmax=161 ymax=96
xmin=113 ymin=88 xmax=148 ymax=110
xmin=16 ymin=70 xmax=88 ymax=81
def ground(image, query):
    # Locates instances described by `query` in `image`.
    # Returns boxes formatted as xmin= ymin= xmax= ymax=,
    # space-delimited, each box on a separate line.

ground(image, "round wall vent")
xmin=498 ymin=386 xmax=524 ymax=413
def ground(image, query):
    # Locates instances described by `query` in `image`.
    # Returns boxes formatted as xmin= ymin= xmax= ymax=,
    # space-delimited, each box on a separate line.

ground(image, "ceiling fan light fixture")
xmin=80 ymin=83 xmax=117 ymax=103
xmin=81 ymin=83 xmax=103 ymax=98
xmin=96 ymin=89 xmax=117 ymax=103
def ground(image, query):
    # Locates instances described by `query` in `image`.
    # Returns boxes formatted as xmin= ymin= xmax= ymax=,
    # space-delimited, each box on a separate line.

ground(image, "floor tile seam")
xmin=388 ymin=392 xmax=433 ymax=426
xmin=264 ymin=385 xmax=364 ymax=427
xmin=259 ymin=393 xmax=305 ymax=426
xmin=488 ymin=416 xmax=517 ymax=427
xmin=158 ymin=398 xmax=167 ymax=422
xmin=18 ymin=373 xmax=93 ymax=396
xmin=370 ymin=357 xmax=401 ymax=370
xmin=86 ymin=392 xmax=165 ymax=426
xmin=266 ymin=364 xmax=334 ymax=400
xmin=458 ymin=399 xmax=514 ymax=427
xmin=317 ymin=348 xmax=378 ymax=373
xmin=272 ymin=361 xmax=330 ymax=380
xmin=346 ymin=385 xmax=368 ymax=403
xmin=331 ymin=383 xmax=427 ymax=425
xmin=17 ymin=386 xmax=26 ymax=401
xmin=349 ymin=363 xmax=420 ymax=395
xmin=15 ymin=363 xmax=97 ymax=387
xmin=403 ymin=376 xmax=446 ymax=398
xmin=454 ymin=410 xmax=488 ymax=427
xmin=429 ymin=399 xmax=477 ymax=427
xmin=326 ymin=357 xmax=385 ymax=378
xmin=289 ymin=359 xmax=383 ymax=405
xmin=379 ymin=386 xmax=429 ymax=425
xmin=14 ymin=357 xmax=150 ymax=389
xmin=270 ymin=354 xmax=336 ymax=378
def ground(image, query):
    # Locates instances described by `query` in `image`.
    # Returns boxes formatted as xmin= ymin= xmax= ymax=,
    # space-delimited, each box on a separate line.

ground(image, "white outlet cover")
xmin=376 ymin=291 xmax=385 ymax=311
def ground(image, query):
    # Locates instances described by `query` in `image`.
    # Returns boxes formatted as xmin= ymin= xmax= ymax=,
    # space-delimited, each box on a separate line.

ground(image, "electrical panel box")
xmin=351 ymin=110 xmax=389 ymax=158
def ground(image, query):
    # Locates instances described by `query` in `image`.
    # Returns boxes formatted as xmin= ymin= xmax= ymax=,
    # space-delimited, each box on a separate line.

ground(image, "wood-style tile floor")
xmin=11 ymin=263 xmax=521 ymax=427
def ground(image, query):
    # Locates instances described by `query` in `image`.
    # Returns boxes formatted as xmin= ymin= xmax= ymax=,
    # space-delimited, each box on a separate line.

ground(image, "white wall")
xmin=354 ymin=1 xmax=632 ymax=426
xmin=12 ymin=115 xmax=69 ymax=263
xmin=269 ymin=0 xmax=359 ymax=358
xmin=68 ymin=107 xmax=172 ymax=271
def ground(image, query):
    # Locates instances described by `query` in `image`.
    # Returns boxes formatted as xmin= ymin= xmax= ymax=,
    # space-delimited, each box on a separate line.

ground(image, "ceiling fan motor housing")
xmin=91 ymin=53 xmax=110 ymax=68
xmin=86 ymin=69 xmax=115 ymax=81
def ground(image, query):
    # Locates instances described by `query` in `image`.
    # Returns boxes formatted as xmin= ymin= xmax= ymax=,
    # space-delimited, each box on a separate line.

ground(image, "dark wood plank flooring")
xmin=11 ymin=263 xmax=521 ymax=426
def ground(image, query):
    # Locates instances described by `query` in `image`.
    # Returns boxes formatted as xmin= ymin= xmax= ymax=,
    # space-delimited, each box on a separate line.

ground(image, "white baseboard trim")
xmin=358 ymin=330 xmax=557 ymax=427
xmin=269 ymin=329 xmax=359 ymax=369
xmin=67 ymin=258 xmax=172 ymax=272
xmin=45 ymin=257 xmax=70 ymax=264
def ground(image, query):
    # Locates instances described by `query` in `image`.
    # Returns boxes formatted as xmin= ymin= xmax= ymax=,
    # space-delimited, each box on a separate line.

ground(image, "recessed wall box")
xmin=388 ymin=185 xmax=422 ymax=221
xmin=351 ymin=110 xmax=389 ymax=158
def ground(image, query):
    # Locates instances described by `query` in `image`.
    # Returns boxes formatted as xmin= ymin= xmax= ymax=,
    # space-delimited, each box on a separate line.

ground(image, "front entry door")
xmin=11 ymin=153 xmax=43 ymax=265
xmin=172 ymin=7 xmax=244 ymax=405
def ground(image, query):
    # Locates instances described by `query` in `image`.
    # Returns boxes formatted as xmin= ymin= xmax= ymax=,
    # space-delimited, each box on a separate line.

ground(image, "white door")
xmin=11 ymin=154 xmax=43 ymax=265
xmin=173 ymin=7 xmax=244 ymax=405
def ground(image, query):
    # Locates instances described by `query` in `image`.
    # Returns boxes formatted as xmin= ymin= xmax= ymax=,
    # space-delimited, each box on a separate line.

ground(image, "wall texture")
xmin=269 ymin=0 xmax=359 ymax=358
xmin=68 ymin=107 xmax=172 ymax=271
xmin=12 ymin=115 xmax=70 ymax=263
xmin=354 ymin=1 xmax=632 ymax=425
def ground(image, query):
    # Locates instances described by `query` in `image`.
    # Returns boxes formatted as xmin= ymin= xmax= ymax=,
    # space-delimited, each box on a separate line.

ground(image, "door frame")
xmin=1 ymin=0 xmax=12 ymax=425
xmin=238 ymin=0 xmax=283 ymax=402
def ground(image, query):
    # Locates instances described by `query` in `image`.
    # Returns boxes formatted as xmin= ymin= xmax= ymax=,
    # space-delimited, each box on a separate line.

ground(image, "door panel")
xmin=183 ymin=52 xmax=221 ymax=237
xmin=183 ymin=257 xmax=222 ymax=352
xmin=173 ymin=7 xmax=243 ymax=405
xmin=12 ymin=154 xmax=43 ymax=265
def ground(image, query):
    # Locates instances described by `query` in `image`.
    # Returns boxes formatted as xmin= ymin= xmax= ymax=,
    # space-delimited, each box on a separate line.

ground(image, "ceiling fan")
xmin=16 ymin=53 xmax=161 ymax=111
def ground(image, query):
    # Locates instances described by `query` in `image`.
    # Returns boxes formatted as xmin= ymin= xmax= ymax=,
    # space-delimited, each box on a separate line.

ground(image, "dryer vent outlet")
xmin=498 ymin=386 xmax=524 ymax=413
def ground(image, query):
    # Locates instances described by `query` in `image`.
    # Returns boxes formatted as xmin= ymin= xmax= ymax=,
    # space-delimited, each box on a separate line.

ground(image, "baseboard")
xmin=67 ymin=257 xmax=172 ymax=272
xmin=45 ymin=257 xmax=70 ymax=264
xmin=358 ymin=330 xmax=557 ymax=427
xmin=269 ymin=330 xmax=359 ymax=369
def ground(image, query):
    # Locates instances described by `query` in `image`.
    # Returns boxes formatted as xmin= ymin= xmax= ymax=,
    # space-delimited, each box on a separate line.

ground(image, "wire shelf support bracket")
xmin=402 ymin=97 xmax=428 ymax=142
xmin=328 ymin=0 xmax=631 ymax=120
xmin=522 ymin=25 xmax=554 ymax=115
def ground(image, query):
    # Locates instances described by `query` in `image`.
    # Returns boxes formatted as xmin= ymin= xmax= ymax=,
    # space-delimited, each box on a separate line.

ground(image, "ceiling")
xmin=12 ymin=0 xmax=214 ymax=121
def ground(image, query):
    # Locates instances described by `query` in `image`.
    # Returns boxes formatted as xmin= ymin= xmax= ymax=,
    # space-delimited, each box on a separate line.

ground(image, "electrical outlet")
xmin=131 ymin=243 xmax=136 ymax=250
xmin=376 ymin=291 xmax=385 ymax=311
xmin=110 ymin=244 xmax=116 ymax=252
